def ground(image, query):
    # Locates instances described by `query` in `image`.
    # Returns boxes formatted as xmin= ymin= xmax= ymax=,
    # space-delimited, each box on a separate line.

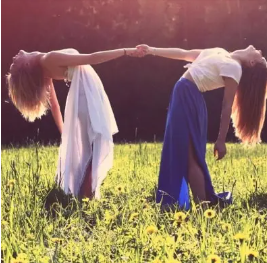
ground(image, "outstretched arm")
xmin=42 ymin=48 xmax=143 ymax=67
xmin=214 ymin=77 xmax=238 ymax=160
xmin=136 ymin=44 xmax=202 ymax=62
xmin=49 ymin=79 xmax=63 ymax=134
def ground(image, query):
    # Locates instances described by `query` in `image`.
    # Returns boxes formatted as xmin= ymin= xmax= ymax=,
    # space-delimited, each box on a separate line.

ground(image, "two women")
xmin=7 ymin=44 xmax=267 ymax=209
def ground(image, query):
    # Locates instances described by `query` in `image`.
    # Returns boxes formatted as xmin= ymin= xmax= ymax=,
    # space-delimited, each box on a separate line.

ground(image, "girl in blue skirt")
xmin=137 ymin=45 xmax=267 ymax=209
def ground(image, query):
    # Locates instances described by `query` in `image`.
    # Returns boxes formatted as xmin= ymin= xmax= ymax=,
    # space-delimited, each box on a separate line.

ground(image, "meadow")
xmin=1 ymin=143 xmax=267 ymax=263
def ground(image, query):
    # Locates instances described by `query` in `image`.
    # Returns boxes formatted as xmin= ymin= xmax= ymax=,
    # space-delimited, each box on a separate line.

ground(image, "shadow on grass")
xmin=43 ymin=185 xmax=97 ymax=229
xmin=43 ymin=184 xmax=75 ymax=217
xmin=242 ymin=192 xmax=267 ymax=211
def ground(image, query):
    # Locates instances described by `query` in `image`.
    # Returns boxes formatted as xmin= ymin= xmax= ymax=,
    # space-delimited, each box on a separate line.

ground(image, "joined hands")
xmin=125 ymin=44 xmax=152 ymax=57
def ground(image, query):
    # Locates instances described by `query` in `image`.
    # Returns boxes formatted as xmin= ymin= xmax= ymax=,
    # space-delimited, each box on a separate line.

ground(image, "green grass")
xmin=1 ymin=143 xmax=267 ymax=263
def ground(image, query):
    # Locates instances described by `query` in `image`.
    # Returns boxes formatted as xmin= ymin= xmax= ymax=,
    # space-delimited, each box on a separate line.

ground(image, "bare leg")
xmin=187 ymin=139 xmax=207 ymax=203
xmin=79 ymin=161 xmax=93 ymax=199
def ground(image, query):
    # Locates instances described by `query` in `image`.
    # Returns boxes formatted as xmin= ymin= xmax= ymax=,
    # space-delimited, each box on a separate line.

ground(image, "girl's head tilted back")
xmin=6 ymin=50 xmax=50 ymax=122
xmin=231 ymin=45 xmax=267 ymax=144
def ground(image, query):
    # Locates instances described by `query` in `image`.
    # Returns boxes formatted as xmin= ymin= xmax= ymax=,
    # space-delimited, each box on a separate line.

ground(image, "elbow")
xmin=222 ymin=100 xmax=233 ymax=110
xmin=221 ymin=104 xmax=233 ymax=115
xmin=222 ymin=104 xmax=232 ymax=110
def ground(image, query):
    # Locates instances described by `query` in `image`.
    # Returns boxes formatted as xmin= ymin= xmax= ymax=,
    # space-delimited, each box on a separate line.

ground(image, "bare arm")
xmin=49 ymin=80 xmax=63 ymax=134
xmin=217 ymin=77 xmax=238 ymax=142
xmin=136 ymin=44 xmax=202 ymax=62
xmin=214 ymin=77 xmax=238 ymax=159
xmin=42 ymin=48 xmax=140 ymax=67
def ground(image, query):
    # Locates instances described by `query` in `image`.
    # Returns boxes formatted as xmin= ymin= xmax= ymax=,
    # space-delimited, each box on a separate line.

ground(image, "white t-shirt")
xmin=184 ymin=48 xmax=242 ymax=92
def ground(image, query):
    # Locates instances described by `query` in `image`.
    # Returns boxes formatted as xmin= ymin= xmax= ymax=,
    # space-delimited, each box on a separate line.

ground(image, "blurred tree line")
xmin=2 ymin=0 xmax=267 ymax=145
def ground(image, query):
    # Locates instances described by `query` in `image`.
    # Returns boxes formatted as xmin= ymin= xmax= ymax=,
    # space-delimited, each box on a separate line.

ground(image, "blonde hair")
xmin=6 ymin=63 xmax=50 ymax=122
xmin=231 ymin=63 xmax=267 ymax=144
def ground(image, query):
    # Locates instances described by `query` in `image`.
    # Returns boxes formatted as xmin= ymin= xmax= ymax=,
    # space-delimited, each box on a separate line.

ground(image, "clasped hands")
xmin=125 ymin=44 xmax=152 ymax=57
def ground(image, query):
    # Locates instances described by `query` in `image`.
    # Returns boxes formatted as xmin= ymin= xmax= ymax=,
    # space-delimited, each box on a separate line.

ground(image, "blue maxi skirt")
xmin=156 ymin=78 xmax=225 ymax=210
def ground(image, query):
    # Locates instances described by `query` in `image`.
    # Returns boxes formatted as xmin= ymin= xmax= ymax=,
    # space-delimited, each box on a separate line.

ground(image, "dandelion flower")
xmin=51 ymin=237 xmax=63 ymax=243
xmin=1 ymin=220 xmax=8 ymax=226
xmin=165 ymin=259 xmax=181 ymax=263
xmin=153 ymin=235 xmax=164 ymax=245
xmin=143 ymin=203 xmax=150 ymax=209
xmin=104 ymin=211 xmax=115 ymax=222
xmin=152 ymin=258 xmax=162 ymax=263
xmin=1 ymin=242 xmax=7 ymax=251
xmin=26 ymin=233 xmax=35 ymax=240
xmin=246 ymin=249 xmax=259 ymax=261
xmin=116 ymin=185 xmax=125 ymax=193
xmin=234 ymin=233 xmax=249 ymax=243
xmin=174 ymin=212 xmax=186 ymax=222
xmin=221 ymin=223 xmax=231 ymax=232
xmin=8 ymin=179 xmax=15 ymax=187
xmin=204 ymin=209 xmax=216 ymax=219
xmin=8 ymin=179 xmax=16 ymax=184
xmin=17 ymin=253 xmax=28 ymax=259
xmin=207 ymin=254 xmax=221 ymax=263
xmin=129 ymin=212 xmax=139 ymax=221
xmin=11 ymin=257 xmax=29 ymax=263
xmin=145 ymin=225 xmax=157 ymax=234
xmin=11 ymin=259 xmax=21 ymax=263
xmin=141 ymin=198 xmax=147 ymax=203
xmin=39 ymin=256 xmax=50 ymax=263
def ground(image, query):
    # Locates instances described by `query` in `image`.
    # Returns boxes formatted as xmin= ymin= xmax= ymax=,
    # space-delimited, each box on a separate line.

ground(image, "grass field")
xmin=1 ymin=143 xmax=267 ymax=263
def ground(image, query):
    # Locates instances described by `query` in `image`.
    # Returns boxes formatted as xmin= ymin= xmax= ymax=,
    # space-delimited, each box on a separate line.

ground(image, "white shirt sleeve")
xmin=219 ymin=60 xmax=242 ymax=84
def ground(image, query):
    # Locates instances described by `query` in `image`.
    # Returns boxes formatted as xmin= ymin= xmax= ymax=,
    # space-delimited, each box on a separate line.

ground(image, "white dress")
xmin=56 ymin=50 xmax=118 ymax=199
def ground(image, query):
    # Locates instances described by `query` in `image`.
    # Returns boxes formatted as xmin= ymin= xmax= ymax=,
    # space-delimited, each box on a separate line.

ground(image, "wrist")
xmin=149 ymin=47 xmax=156 ymax=56
xmin=216 ymin=138 xmax=225 ymax=143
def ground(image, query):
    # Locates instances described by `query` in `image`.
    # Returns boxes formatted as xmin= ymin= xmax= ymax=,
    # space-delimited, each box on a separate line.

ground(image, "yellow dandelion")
xmin=1 ymin=242 xmax=7 ymax=251
xmin=183 ymin=251 xmax=189 ymax=259
xmin=116 ymin=185 xmax=125 ymax=193
xmin=221 ymin=223 xmax=231 ymax=232
xmin=104 ymin=211 xmax=115 ymax=222
xmin=26 ymin=233 xmax=35 ymax=240
xmin=204 ymin=209 xmax=216 ymax=219
xmin=174 ymin=212 xmax=186 ymax=222
xmin=151 ymin=258 xmax=162 ymax=263
xmin=165 ymin=259 xmax=181 ymax=263
xmin=234 ymin=233 xmax=249 ymax=243
xmin=246 ymin=249 xmax=259 ymax=261
xmin=129 ymin=212 xmax=139 ymax=221
xmin=11 ymin=258 xmax=29 ymax=263
xmin=39 ymin=256 xmax=50 ymax=263
xmin=145 ymin=225 xmax=158 ymax=234
xmin=153 ymin=235 xmax=164 ymax=245
xmin=15 ymin=254 xmax=29 ymax=263
xmin=141 ymin=198 xmax=147 ymax=203
xmin=8 ymin=179 xmax=16 ymax=188
xmin=17 ymin=253 xmax=28 ymax=259
xmin=143 ymin=203 xmax=150 ymax=209
xmin=82 ymin=198 xmax=89 ymax=203
xmin=165 ymin=236 xmax=175 ymax=249
xmin=207 ymin=254 xmax=221 ymax=263
xmin=1 ymin=220 xmax=9 ymax=226
xmin=51 ymin=237 xmax=63 ymax=243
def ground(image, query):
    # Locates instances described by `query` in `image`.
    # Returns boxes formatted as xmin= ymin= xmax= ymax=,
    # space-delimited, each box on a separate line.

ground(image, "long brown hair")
xmin=6 ymin=61 xmax=50 ymax=122
xmin=231 ymin=63 xmax=267 ymax=144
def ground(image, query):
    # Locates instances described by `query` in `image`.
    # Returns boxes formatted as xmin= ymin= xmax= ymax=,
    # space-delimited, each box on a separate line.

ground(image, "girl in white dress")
xmin=7 ymin=47 xmax=143 ymax=199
